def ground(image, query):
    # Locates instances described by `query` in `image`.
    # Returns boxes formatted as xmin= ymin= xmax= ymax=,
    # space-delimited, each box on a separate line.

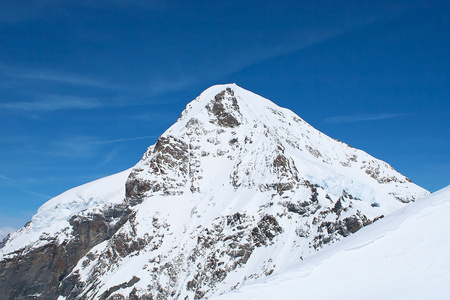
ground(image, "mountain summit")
xmin=0 ymin=84 xmax=428 ymax=299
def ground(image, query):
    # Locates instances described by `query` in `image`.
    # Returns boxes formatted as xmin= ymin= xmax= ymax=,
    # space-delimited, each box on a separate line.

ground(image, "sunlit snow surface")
xmin=213 ymin=185 xmax=450 ymax=300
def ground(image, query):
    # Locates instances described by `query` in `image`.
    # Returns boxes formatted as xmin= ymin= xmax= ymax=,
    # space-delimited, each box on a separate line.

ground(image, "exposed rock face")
xmin=0 ymin=84 xmax=429 ymax=300
xmin=0 ymin=205 xmax=131 ymax=300
xmin=126 ymin=135 xmax=190 ymax=204
xmin=206 ymin=87 xmax=241 ymax=128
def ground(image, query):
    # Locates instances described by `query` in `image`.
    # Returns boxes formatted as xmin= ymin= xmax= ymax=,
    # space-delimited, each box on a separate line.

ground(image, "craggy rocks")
xmin=98 ymin=276 xmax=140 ymax=300
xmin=273 ymin=153 xmax=300 ymax=184
xmin=361 ymin=160 xmax=412 ymax=187
xmin=0 ymin=205 xmax=132 ymax=300
xmin=126 ymin=135 xmax=190 ymax=203
xmin=180 ymin=213 xmax=283 ymax=299
xmin=206 ymin=89 xmax=241 ymax=128
xmin=305 ymin=145 xmax=322 ymax=158
xmin=251 ymin=215 xmax=283 ymax=247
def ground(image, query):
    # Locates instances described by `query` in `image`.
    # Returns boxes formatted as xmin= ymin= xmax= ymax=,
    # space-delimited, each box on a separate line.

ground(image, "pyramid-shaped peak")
xmin=198 ymin=83 xmax=242 ymax=97
xmin=174 ymin=83 xmax=300 ymax=134
xmin=144 ymin=84 xmax=427 ymax=202
xmin=196 ymin=83 xmax=276 ymax=109
xmin=0 ymin=83 xmax=430 ymax=300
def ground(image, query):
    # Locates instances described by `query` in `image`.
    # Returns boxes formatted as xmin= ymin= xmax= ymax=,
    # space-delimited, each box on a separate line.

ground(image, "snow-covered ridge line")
xmin=0 ymin=168 xmax=132 ymax=257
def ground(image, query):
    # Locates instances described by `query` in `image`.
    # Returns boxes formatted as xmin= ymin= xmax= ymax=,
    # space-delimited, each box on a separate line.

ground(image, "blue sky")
xmin=0 ymin=0 xmax=449 ymax=232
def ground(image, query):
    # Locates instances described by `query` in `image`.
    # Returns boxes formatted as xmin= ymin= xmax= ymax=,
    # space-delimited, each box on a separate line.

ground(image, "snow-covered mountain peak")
xmin=168 ymin=84 xmax=278 ymax=133
xmin=129 ymin=84 xmax=425 ymax=209
xmin=167 ymin=84 xmax=307 ymax=134
xmin=0 ymin=84 xmax=430 ymax=300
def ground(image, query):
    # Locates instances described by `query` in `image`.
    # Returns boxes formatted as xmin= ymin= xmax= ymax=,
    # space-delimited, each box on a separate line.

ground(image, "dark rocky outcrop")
xmin=206 ymin=89 xmax=241 ymax=128
xmin=0 ymin=204 xmax=132 ymax=300
xmin=126 ymin=135 xmax=190 ymax=205
xmin=98 ymin=276 xmax=140 ymax=300
xmin=251 ymin=215 xmax=283 ymax=247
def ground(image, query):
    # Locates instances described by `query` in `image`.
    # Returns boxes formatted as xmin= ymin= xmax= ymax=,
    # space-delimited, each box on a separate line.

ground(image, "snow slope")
xmin=214 ymin=185 xmax=450 ymax=300
xmin=0 ymin=168 xmax=132 ymax=259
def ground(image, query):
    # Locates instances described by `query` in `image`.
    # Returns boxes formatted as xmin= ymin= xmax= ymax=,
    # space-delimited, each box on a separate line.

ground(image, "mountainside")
xmin=0 ymin=84 xmax=428 ymax=299
xmin=213 ymin=185 xmax=450 ymax=300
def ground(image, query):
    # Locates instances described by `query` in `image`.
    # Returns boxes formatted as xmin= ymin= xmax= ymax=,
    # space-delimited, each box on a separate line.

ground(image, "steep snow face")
xmin=213 ymin=185 xmax=450 ymax=300
xmin=0 ymin=84 xmax=428 ymax=300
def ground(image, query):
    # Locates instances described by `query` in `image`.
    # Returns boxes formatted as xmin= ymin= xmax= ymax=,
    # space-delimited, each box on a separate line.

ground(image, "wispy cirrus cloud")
xmin=325 ymin=113 xmax=408 ymax=124
xmin=102 ymin=148 xmax=122 ymax=165
xmin=146 ymin=29 xmax=348 ymax=95
xmin=47 ymin=134 xmax=158 ymax=158
xmin=48 ymin=135 xmax=103 ymax=158
xmin=0 ymin=64 xmax=124 ymax=90
xmin=0 ymin=174 xmax=15 ymax=187
xmin=0 ymin=95 xmax=102 ymax=112
xmin=92 ymin=135 xmax=158 ymax=145
xmin=0 ymin=173 xmax=51 ymax=198
xmin=0 ymin=174 xmax=10 ymax=180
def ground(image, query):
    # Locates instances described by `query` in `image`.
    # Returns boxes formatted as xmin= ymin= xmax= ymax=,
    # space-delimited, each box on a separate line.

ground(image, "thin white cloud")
xmin=15 ymin=70 xmax=122 ymax=89
xmin=23 ymin=189 xmax=52 ymax=199
xmin=0 ymin=174 xmax=15 ymax=186
xmin=93 ymin=135 xmax=158 ymax=145
xmin=102 ymin=148 xmax=122 ymax=165
xmin=46 ymin=134 xmax=158 ymax=158
xmin=48 ymin=135 xmax=101 ymax=158
xmin=0 ymin=173 xmax=52 ymax=197
xmin=0 ymin=65 xmax=123 ymax=89
xmin=0 ymin=96 xmax=102 ymax=112
xmin=0 ymin=174 xmax=10 ymax=180
xmin=325 ymin=113 xmax=407 ymax=124
xmin=124 ymin=111 xmax=179 ymax=122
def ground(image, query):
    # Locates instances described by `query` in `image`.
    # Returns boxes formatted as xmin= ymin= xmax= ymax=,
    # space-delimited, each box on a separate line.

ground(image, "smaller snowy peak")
xmin=34 ymin=169 xmax=131 ymax=227
xmin=0 ymin=169 xmax=131 ymax=256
